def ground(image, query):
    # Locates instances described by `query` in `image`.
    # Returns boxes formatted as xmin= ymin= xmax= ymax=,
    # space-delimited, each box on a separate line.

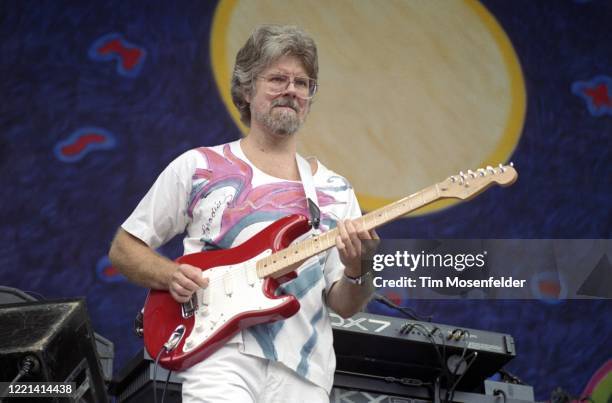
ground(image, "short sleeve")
xmin=323 ymin=187 xmax=362 ymax=294
xmin=121 ymin=150 xmax=199 ymax=249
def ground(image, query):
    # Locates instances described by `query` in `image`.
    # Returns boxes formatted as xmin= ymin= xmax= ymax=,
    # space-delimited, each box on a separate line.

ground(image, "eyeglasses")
xmin=256 ymin=73 xmax=318 ymax=99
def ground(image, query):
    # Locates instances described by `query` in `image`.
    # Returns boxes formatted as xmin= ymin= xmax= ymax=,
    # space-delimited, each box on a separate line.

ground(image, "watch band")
xmin=343 ymin=271 xmax=371 ymax=285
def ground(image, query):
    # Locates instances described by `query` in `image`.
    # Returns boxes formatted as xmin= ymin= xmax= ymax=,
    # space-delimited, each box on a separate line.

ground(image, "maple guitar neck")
xmin=256 ymin=184 xmax=441 ymax=279
xmin=256 ymin=163 xmax=518 ymax=280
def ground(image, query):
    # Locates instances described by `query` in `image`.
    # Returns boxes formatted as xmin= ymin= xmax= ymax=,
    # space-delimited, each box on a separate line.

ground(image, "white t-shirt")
xmin=122 ymin=140 xmax=361 ymax=392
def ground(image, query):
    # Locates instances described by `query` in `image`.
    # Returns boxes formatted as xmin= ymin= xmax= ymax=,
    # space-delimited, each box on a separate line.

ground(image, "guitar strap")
xmin=296 ymin=154 xmax=321 ymax=231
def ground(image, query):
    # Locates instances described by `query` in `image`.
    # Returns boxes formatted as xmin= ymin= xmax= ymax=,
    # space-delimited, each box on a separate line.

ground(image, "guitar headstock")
xmin=438 ymin=163 xmax=518 ymax=200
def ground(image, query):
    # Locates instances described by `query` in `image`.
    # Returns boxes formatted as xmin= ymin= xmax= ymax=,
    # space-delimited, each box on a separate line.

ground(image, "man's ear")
xmin=244 ymin=88 xmax=252 ymax=104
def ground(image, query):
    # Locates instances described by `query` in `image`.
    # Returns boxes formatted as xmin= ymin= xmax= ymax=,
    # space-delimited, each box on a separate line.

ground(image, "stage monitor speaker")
xmin=0 ymin=286 xmax=114 ymax=382
xmin=0 ymin=298 xmax=108 ymax=402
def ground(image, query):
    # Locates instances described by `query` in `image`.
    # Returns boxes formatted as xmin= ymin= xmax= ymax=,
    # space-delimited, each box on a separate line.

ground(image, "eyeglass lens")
xmin=263 ymin=74 xmax=316 ymax=98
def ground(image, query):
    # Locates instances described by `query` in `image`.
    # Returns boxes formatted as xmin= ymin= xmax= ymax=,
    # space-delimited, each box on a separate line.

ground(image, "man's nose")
xmin=282 ymin=79 xmax=299 ymax=97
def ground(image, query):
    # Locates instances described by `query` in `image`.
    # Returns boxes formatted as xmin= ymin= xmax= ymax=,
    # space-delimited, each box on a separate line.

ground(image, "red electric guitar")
xmin=143 ymin=164 xmax=518 ymax=370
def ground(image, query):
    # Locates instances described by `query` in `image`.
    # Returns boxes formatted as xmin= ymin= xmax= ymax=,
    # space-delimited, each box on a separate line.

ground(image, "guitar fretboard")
xmin=256 ymin=184 xmax=440 ymax=279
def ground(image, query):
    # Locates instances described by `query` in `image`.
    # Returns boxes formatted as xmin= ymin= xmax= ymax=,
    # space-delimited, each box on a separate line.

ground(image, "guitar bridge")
xmin=181 ymin=294 xmax=198 ymax=318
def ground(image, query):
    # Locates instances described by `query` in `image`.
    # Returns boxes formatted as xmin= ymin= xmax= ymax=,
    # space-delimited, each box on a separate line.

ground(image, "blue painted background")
xmin=0 ymin=0 xmax=610 ymax=400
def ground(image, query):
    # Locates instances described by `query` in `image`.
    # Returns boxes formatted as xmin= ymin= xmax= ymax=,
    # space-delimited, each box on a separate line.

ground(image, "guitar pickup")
xmin=246 ymin=266 xmax=257 ymax=286
xmin=200 ymin=287 xmax=210 ymax=307
xmin=200 ymin=272 xmax=211 ymax=307
xmin=224 ymin=274 xmax=233 ymax=296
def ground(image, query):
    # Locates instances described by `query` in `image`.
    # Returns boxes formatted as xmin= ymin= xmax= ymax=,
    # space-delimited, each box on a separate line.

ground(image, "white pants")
xmin=178 ymin=343 xmax=329 ymax=403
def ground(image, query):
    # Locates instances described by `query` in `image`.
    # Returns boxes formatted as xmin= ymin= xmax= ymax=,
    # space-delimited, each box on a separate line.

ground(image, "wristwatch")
xmin=343 ymin=271 xmax=371 ymax=285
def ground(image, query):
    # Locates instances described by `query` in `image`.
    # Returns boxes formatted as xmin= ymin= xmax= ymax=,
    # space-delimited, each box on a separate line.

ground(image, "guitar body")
xmin=143 ymin=214 xmax=311 ymax=371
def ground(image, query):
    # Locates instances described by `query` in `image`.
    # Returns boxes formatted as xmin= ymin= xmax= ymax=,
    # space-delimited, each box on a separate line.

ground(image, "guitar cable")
xmin=336 ymin=369 xmax=431 ymax=388
xmin=153 ymin=348 xmax=165 ymax=403
xmin=153 ymin=326 xmax=186 ymax=403
xmin=385 ymin=295 xmax=450 ymax=403
xmin=161 ymin=368 xmax=172 ymax=403
xmin=153 ymin=347 xmax=174 ymax=403
xmin=373 ymin=293 xmax=433 ymax=322
xmin=402 ymin=323 xmax=474 ymax=403
xmin=0 ymin=355 xmax=40 ymax=402
xmin=444 ymin=329 xmax=470 ymax=403
xmin=445 ymin=351 xmax=478 ymax=403
xmin=400 ymin=322 xmax=450 ymax=402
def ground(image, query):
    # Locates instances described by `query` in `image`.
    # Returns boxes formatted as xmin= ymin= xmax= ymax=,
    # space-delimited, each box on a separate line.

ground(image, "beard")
xmin=254 ymin=97 xmax=304 ymax=136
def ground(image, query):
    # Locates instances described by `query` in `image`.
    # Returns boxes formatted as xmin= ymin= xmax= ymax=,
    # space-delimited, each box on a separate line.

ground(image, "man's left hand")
xmin=336 ymin=219 xmax=379 ymax=278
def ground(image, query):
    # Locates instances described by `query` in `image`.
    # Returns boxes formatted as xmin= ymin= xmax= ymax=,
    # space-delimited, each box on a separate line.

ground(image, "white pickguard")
xmin=182 ymin=249 xmax=287 ymax=353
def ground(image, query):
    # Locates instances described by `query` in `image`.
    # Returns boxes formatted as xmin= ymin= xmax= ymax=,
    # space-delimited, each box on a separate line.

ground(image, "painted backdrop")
xmin=0 ymin=0 xmax=610 ymax=400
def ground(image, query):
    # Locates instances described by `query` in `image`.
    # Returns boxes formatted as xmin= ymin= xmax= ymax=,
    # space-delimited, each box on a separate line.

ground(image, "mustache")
xmin=271 ymin=97 xmax=299 ymax=111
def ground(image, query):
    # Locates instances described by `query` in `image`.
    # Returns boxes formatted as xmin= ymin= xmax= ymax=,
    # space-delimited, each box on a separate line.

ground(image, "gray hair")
xmin=231 ymin=25 xmax=319 ymax=127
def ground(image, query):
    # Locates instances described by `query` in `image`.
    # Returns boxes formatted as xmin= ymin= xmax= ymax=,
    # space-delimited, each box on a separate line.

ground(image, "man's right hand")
xmin=168 ymin=264 xmax=209 ymax=303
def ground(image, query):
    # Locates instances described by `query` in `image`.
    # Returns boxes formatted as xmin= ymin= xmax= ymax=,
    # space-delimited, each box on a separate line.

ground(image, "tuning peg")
xmin=509 ymin=161 xmax=514 ymax=167
xmin=486 ymin=165 xmax=495 ymax=174
xmin=459 ymin=171 xmax=466 ymax=185
xmin=498 ymin=163 xmax=506 ymax=173
xmin=477 ymin=168 xmax=486 ymax=176
xmin=450 ymin=176 xmax=457 ymax=183
xmin=467 ymin=169 xmax=477 ymax=178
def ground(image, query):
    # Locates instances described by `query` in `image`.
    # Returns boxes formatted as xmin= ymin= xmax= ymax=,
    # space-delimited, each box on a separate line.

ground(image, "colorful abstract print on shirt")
xmin=187 ymin=143 xmax=343 ymax=250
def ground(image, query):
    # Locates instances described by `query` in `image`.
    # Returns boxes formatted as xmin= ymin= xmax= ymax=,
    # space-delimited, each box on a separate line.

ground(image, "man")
xmin=109 ymin=24 xmax=377 ymax=402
